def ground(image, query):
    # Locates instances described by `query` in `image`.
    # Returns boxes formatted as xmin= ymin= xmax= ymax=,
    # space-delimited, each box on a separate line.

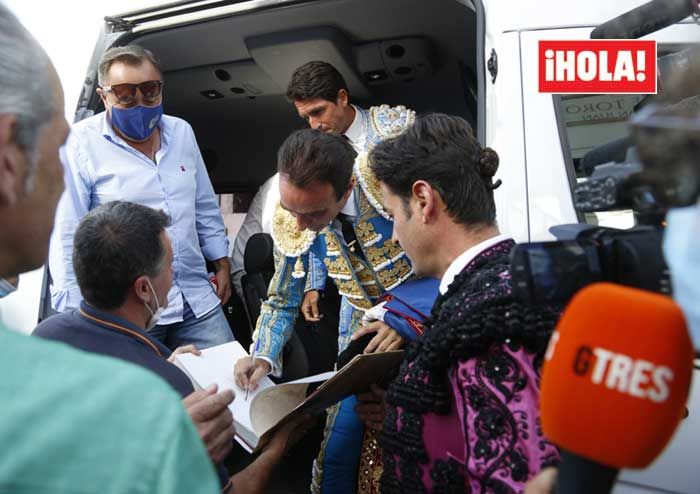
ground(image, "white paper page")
xmin=234 ymin=436 xmax=254 ymax=454
xmin=176 ymin=341 xmax=275 ymax=440
xmin=287 ymin=371 xmax=337 ymax=385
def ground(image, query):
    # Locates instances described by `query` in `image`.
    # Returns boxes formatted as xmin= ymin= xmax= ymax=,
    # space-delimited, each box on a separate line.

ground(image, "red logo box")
xmin=539 ymin=40 xmax=657 ymax=94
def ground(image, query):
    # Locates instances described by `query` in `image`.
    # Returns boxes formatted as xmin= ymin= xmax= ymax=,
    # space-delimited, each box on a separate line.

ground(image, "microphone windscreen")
xmin=590 ymin=0 xmax=695 ymax=39
xmin=540 ymin=282 xmax=693 ymax=468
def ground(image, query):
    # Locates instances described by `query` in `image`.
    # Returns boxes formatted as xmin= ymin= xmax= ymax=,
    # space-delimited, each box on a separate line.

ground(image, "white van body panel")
xmin=519 ymin=27 xmax=583 ymax=240
xmin=485 ymin=31 xmax=530 ymax=242
xmin=0 ymin=268 xmax=43 ymax=335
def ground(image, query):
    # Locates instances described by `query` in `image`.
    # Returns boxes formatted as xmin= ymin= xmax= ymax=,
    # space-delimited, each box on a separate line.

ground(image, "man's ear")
xmin=0 ymin=114 xmax=24 ymax=206
xmin=96 ymin=87 xmax=109 ymax=109
xmin=337 ymin=89 xmax=349 ymax=107
xmin=342 ymin=176 xmax=355 ymax=202
xmin=133 ymin=275 xmax=151 ymax=304
xmin=412 ymin=180 xmax=437 ymax=224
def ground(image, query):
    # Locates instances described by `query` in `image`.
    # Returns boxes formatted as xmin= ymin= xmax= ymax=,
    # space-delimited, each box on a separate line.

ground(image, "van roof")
xmin=111 ymin=1 xmax=697 ymax=37
xmin=108 ymin=0 xmax=358 ymax=33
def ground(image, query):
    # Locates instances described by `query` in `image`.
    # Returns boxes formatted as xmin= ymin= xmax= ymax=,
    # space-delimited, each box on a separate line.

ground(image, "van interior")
xmin=101 ymin=0 xmax=479 ymax=192
xmin=95 ymin=0 xmax=480 ymax=335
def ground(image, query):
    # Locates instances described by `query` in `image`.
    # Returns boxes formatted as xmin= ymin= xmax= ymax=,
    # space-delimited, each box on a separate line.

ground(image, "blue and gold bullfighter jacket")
xmin=251 ymin=105 xmax=415 ymax=375
xmin=252 ymin=152 xmax=414 ymax=374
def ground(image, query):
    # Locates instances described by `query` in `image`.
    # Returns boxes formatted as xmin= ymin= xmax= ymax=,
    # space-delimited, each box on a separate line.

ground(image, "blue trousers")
xmin=150 ymin=300 xmax=234 ymax=350
xmin=312 ymin=395 xmax=364 ymax=494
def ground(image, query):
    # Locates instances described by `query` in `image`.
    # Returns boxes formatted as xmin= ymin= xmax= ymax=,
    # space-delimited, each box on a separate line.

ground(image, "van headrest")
xmin=244 ymin=233 xmax=275 ymax=275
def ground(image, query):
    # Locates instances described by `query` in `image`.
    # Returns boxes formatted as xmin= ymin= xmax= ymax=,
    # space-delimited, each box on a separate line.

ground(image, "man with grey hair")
xmin=0 ymin=6 xmax=221 ymax=492
xmin=49 ymin=43 xmax=234 ymax=350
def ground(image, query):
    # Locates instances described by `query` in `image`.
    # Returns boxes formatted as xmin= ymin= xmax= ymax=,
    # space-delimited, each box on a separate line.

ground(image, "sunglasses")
xmin=100 ymin=80 xmax=164 ymax=106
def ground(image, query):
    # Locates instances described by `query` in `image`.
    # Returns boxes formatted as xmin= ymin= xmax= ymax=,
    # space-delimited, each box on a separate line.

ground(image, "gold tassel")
xmin=292 ymin=256 xmax=305 ymax=279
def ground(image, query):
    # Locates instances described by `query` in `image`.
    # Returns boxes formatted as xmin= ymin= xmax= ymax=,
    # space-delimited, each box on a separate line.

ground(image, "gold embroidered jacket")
xmin=252 ymin=154 xmax=413 ymax=375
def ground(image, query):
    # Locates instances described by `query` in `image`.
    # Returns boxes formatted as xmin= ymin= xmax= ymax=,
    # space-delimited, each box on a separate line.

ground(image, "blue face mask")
xmin=663 ymin=204 xmax=700 ymax=351
xmin=111 ymin=102 xmax=163 ymax=141
xmin=0 ymin=278 xmax=18 ymax=298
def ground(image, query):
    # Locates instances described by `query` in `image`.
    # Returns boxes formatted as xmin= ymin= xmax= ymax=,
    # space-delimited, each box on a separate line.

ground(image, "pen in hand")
xmin=245 ymin=352 xmax=253 ymax=401
xmin=245 ymin=342 xmax=259 ymax=401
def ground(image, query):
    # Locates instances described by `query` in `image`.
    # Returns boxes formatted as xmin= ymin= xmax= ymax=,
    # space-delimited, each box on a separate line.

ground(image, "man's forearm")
xmin=211 ymin=256 xmax=230 ymax=272
xmin=229 ymin=443 xmax=285 ymax=494
xmin=306 ymin=251 xmax=327 ymax=292
xmin=251 ymin=253 xmax=306 ymax=375
xmin=252 ymin=302 xmax=298 ymax=376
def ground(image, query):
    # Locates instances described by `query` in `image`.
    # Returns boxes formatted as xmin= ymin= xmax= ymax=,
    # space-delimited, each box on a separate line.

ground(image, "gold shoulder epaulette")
xmin=270 ymin=202 xmax=317 ymax=257
xmin=354 ymin=152 xmax=391 ymax=220
xmin=369 ymin=104 xmax=416 ymax=139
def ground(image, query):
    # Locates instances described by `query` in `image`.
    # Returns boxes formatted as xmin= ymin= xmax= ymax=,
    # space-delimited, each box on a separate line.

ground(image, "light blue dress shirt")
xmin=49 ymin=112 xmax=229 ymax=325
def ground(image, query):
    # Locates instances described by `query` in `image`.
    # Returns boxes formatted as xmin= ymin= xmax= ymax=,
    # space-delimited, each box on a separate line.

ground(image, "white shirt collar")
xmin=332 ymin=190 xmax=359 ymax=239
xmin=340 ymin=189 xmax=358 ymax=217
xmin=343 ymin=105 xmax=364 ymax=151
xmin=439 ymin=234 xmax=512 ymax=294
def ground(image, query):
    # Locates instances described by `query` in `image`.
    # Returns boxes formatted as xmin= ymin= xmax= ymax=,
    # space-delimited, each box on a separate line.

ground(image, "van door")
xmin=483 ymin=30 xmax=530 ymax=242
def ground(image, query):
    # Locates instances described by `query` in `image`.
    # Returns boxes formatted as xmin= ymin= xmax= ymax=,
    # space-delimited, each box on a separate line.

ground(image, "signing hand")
xmin=234 ymin=356 xmax=271 ymax=391
xmin=351 ymin=320 xmax=405 ymax=354
xmin=182 ymin=383 xmax=235 ymax=463
xmin=167 ymin=344 xmax=201 ymax=363
xmin=355 ymin=384 xmax=387 ymax=431
xmin=301 ymin=290 xmax=322 ymax=322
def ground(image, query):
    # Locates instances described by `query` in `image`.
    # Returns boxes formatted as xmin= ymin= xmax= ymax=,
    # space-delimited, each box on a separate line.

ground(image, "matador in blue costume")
xmin=242 ymin=104 xmax=415 ymax=494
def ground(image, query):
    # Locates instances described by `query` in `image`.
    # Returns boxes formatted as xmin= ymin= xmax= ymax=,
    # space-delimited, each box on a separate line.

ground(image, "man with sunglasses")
xmin=49 ymin=45 xmax=234 ymax=350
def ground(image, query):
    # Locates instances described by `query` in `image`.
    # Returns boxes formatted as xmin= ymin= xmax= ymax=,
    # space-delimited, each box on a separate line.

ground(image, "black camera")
xmin=511 ymin=226 xmax=671 ymax=305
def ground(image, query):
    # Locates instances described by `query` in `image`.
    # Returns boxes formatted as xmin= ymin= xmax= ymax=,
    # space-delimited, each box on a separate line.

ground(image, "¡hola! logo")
xmin=539 ymin=40 xmax=657 ymax=94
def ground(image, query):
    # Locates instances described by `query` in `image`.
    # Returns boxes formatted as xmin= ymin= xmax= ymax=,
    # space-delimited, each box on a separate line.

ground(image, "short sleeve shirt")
xmin=0 ymin=324 xmax=220 ymax=494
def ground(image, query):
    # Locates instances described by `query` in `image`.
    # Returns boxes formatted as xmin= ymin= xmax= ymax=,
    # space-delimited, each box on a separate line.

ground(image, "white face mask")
xmin=144 ymin=278 xmax=165 ymax=331
xmin=663 ymin=205 xmax=700 ymax=351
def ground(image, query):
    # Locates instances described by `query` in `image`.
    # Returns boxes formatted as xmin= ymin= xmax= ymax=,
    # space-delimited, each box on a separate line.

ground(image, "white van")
xmin=2 ymin=0 xmax=697 ymax=492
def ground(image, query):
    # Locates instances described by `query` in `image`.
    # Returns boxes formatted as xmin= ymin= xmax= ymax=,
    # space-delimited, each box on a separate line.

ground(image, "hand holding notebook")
xmin=175 ymin=341 xmax=403 ymax=453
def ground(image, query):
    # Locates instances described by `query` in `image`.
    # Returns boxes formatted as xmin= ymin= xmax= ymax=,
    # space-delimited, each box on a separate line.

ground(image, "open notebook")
xmin=174 ymin=341 xmax=403 ymax=453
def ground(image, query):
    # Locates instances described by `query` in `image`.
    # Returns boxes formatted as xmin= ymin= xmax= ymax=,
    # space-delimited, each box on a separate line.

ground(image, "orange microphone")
xmin=540 ymin=282 xmax=694 ymax=493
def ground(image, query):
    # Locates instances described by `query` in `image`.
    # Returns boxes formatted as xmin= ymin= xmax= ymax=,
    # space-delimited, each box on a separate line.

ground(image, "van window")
xmin=555 ymin=93 xmax=645 ymax=229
